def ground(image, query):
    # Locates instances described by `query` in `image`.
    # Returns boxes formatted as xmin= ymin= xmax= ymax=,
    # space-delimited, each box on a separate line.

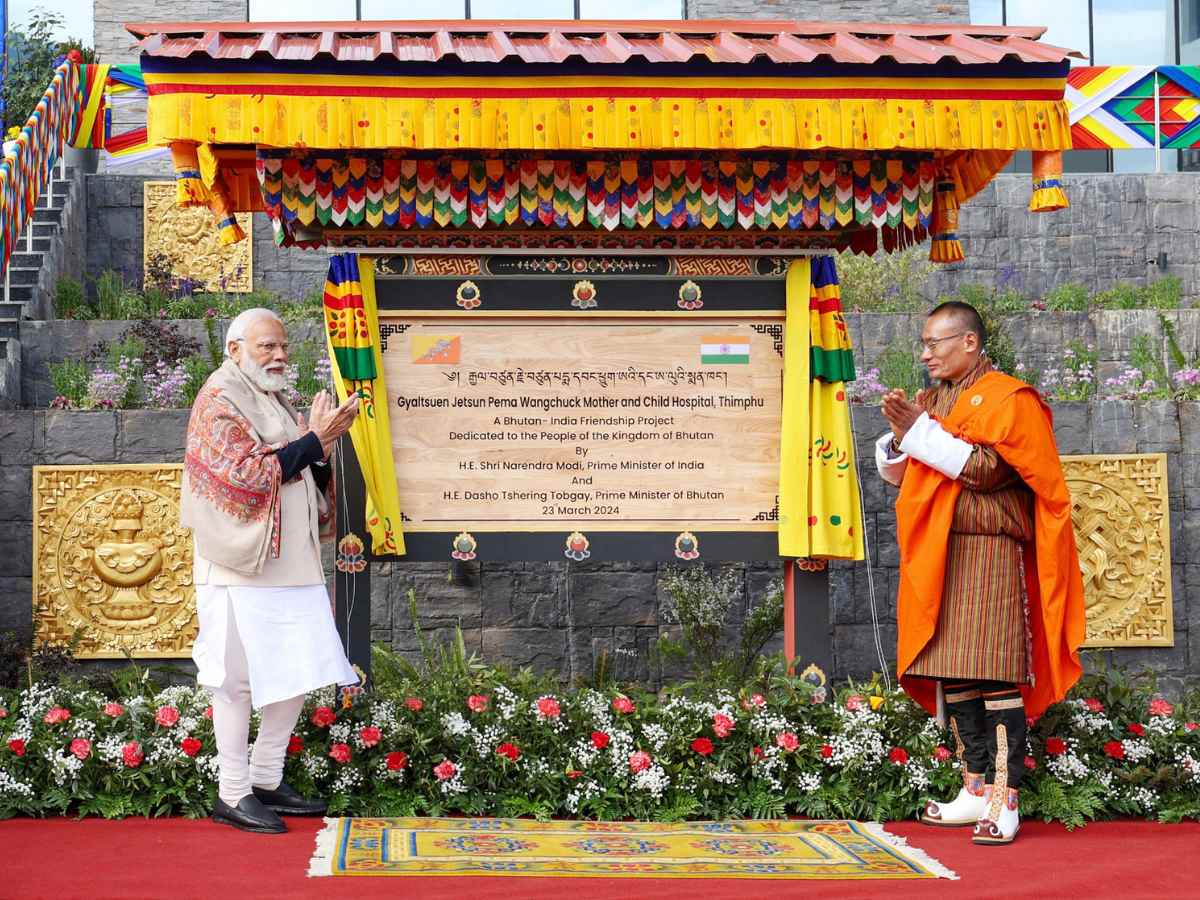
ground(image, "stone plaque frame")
xmin=32 ymin=464 xmax=197 ymax=659
xmin=1064 ymin=453 xmax=1174 ymax=648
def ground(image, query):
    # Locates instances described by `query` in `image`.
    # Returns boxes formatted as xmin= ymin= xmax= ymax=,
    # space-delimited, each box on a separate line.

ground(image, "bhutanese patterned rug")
xmin=308 ymin=818 xmax=957 ymax=880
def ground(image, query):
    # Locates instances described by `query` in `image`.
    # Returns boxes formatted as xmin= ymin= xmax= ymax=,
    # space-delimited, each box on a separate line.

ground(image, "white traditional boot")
xmin=919 ymin=771 xmax=987 ymax=826
xmin=973 ymin=786 xmax=1020 ymax=845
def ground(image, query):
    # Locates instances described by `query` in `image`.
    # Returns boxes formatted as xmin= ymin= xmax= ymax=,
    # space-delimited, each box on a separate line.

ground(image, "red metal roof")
xmin=126 ymin=20 xmax=1082 ymax=66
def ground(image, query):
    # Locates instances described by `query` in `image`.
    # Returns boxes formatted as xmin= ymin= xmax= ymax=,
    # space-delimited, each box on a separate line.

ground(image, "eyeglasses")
xmin=920 ymin=332 xmax=965 ymax=353
xmin=239 ymin=340 xmax=290 ymax=354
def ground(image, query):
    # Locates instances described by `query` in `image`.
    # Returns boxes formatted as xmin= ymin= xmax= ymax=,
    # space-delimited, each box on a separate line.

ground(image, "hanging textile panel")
xmin=142 ymin=56 xmax=1073 ymax=155
xmin=256 ymin=154 xmax=936 ymax=237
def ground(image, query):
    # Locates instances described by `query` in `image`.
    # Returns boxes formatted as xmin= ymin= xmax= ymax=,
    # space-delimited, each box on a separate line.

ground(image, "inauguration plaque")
xmin=361 ymin=254 xmax=796 ymax=562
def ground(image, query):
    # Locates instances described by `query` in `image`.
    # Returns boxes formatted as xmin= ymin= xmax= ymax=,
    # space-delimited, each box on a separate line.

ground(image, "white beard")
xmin=239 ymin=355 xmax=289 ymax=393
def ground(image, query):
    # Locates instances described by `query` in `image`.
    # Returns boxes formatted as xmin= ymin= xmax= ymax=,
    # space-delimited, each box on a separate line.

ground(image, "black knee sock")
xmin=980 ymin=682 xmax=1027 ymax=792
xmin=942 ymin=679 xmax=989 ymax=781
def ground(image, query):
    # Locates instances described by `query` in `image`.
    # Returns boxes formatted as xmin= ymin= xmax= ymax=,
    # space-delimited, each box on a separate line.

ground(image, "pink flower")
xmin=434 ymin=760 xmax=458 ymax=781
xmin=820 ymin=744 xmax=833 ymax=759
xmin=122 ymin=741 xmax=144 ymax=768
xmin=691 ymin=737 xmax=714 ymax=756
xmin=775 ymin=731 xmax=799 ymax=752
xmin=467 ymin=694 xmax=489 ymax=713
xmin=612 ymin=696 xmax=636 ymax=715
xmin=0 ymin=708 xmax=7 ymax=718
xmin=889 ymin=747 xmax=909 ymax=766
xmin=405 ymin=697 xmax=424 ymax=712
xmin=180 ymin=737 xmax=202 ymax=758
xmin=43 ymin=707 xmax=71 ymax=725
xmin=386 ymin=751 xmax=408 ymax=771
xmin=537 ymin=697 xmax=562 ymax=719
xmin=933 ymin=745 xmax=952 ymax=762
xmin=629 ymin=751 xmax=652 ymax=773
xmin=8 ymin=739 xmax=25 ymax=757
xmin=287 ymin=735 xmax=304 ymax=756
xmin=1149 ymin=699 xmax=1175 ymax=717
xmin=311 ymin=706 xmax=336 ymax=727
xmin=845 ymin=695 xmax=867 ymax=712
xmin=496 ymin=742 xmax=520 ymax=761
xmin=1186 ymin=723 xmax=1199 ymax=732
xmin=329 ymin=743 xmax=352 ymax=764
xmin=1084 ymin=698 xmax=1105 ymax=713
xmin=69 ymin=739 xmax=91 ymax=761
xmin=359 ymin=726 xmax=382 ymax=748
xmin=154 ymin=706 xmax=180 ymax=728
xmin=712 ymin=714 xmax=735 ymax=739
xmin=1024 ymin=756 xmax=1037 ymax=770
xmin=749 ymin=693 xmax=766 ymax=708
xmin=1128 ymin=723 xmax=1146 ymax=737
xmin=751 ymin=746 xmax=765 ymax=760
xmin=591 ymin=731 xmax=610 ymax=750
xmin=203 ymin=706 xmax=213 ymax=720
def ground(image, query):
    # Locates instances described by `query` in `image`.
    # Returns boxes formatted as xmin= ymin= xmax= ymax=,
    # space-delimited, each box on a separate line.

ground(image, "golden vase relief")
xmin=34 ymin=465 xmax=197 ymax=659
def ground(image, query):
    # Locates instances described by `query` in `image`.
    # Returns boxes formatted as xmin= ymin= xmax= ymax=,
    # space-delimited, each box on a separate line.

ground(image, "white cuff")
xmin=875 ymin=431 xmax=908 ymax=487
xmin=898 ymin=412 xmax=973 ymax=480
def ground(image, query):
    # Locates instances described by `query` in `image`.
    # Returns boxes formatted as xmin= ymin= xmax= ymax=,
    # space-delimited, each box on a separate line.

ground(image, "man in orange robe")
xmin=876 ymin=301 xmax=1085 ymax=845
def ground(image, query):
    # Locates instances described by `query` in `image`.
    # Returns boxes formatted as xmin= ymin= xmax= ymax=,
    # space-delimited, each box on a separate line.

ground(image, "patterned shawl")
xmin=181 ymin=359 xmax=331 ymax=573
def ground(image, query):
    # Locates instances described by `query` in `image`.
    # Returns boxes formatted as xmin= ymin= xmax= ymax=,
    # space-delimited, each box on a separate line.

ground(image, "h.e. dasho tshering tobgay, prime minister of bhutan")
xmin=875 ymin=300 xmax=1086 ymax=846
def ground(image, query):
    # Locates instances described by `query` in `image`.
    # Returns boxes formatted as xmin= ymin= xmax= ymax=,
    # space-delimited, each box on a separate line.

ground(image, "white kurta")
xmin=193 ymin=583 xmax=359 ymax=709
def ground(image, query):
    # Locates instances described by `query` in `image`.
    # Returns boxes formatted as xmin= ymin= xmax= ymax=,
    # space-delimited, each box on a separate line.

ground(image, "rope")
xmin=847 ymin=399 xmax=893 ymax=692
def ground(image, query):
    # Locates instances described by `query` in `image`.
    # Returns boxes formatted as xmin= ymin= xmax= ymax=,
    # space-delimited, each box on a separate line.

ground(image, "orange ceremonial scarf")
xmin=894 ymin=371 xmax=1086 ymax=718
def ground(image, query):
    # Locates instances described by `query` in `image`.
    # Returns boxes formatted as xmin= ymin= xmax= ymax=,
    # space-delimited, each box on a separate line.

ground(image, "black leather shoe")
xmin=252 ymin=781 xmax=328 ymax=816
xmin=211 ymin=795 xmax=286 ymax=834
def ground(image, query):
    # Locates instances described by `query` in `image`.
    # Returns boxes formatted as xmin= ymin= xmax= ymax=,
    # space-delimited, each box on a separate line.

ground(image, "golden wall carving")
xmin=1064 ymin=454 xmax=1173 ymax=648
xmin=33 ymin=465 xmax=196 ymax=659
xmin=143 ymin=181 xmax=252 ymax=292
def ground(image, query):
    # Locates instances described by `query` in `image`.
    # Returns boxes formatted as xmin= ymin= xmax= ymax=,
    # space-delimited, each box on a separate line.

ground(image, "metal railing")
xmin=0 ymin=62 xmax=79 ymax=301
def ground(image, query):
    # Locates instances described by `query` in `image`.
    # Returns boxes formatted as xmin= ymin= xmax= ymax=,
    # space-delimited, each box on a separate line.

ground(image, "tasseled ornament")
xmin=209 ymin=181 xmax=246 ymax=245
xmin=1029 ymin=150 xmax=1068 ymax=212
xmin=170 ymin=141 xmax=209 ymax=207
xmin=928 ymin=176 xmax=964 ymax=263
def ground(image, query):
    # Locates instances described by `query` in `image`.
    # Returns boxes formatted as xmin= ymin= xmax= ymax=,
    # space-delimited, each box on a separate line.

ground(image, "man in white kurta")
xmin=182 ymin=308 xmax=361 ymax=834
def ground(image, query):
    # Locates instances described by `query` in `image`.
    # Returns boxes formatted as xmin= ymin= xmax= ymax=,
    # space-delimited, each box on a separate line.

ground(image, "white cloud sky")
xmin=8 ymin=0 xmax=94 ymax=44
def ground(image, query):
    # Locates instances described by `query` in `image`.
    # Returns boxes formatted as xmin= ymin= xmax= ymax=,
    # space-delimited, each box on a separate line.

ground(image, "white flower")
xmin=631 ymin=763 xmax=670 ymax=799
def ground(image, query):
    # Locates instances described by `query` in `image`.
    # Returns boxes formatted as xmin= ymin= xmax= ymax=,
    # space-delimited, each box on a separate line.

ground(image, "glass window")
xmin=1113 ymin=148 xmax=1179 ymax=171
xmin=578 ymin=0 xmax=683 ymax=16
xmin=1005 ymin=0 xmax=1091 ymax=62
xmin=470 ymin=0 xmax=575 ymax=17
xmin=249 ymin=0 xmax=357 ymax=21
xmin=1183 ymin=0 xmax=1200 ymax=62
xmin=362 ymin=0 xmax=467 ymax=16
xmin=1092 ymin=0 xmax=1174 ymax=64
xmin=967 ymin=0 xmax=1004 ymax=25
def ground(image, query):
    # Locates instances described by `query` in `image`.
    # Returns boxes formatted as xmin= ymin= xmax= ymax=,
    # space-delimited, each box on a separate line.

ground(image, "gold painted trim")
xmin=401 ymin=523 xmax=779 ymax=534
xmin=945 ymin=690 xmax=982 ymax=704
xmin=376 ymin=309 xmax=786 ymax=319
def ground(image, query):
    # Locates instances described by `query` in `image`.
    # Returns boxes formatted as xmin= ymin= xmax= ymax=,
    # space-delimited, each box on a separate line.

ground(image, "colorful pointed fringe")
xmin=1029 ymin=150 xmax=1069 ymax=212
xmin=928 ymin=176 xmax=965 ymax=263
xmin=254 ymin=152 xmax=937 ymax=242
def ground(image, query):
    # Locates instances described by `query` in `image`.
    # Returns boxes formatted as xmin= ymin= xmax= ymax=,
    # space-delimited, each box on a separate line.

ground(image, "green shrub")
xmin=836 ymin=247 xmax=934 ymax=313
xmin=875 ymin=337 xmax=925 ymax=395
xmin=49 ymin=359 xmax=90 ymax=407
xmin=1092 ymin=282 xmax=1139 ymax=310
xmin=92 ymin=270 xmax=145 ymax=320
xmin=1144 ymin=276 xmax=1183 ymax=310
xmin=183 ymin=355 xmax=216 ymax=406
xmin=53 ymin=276 xmax=91 ymax=320
xmin=1044 ymin=282 xmax=1090 ymax=312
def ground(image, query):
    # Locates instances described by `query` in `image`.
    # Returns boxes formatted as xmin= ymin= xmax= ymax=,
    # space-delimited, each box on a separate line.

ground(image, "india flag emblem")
xmin=700 ymin=334 xmax=750 ymax=365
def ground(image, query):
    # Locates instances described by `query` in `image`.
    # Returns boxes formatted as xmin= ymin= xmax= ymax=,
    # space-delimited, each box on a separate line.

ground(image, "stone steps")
xmin=3 ymin=166 xmax=76 ymax=319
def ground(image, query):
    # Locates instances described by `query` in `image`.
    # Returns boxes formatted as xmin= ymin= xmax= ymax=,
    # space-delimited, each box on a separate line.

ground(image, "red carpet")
xmin=3 ymin=816 xmax=1195 ymax=899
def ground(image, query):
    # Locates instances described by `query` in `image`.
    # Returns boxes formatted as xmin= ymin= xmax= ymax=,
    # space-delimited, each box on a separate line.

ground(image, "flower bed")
xmin=2 ymin=653 xmax=1198 ymax=825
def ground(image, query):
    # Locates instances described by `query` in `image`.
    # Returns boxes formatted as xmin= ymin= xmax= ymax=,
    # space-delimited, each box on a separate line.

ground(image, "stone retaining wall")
xmin=2 ymin=397 xmax=1195 ymax=692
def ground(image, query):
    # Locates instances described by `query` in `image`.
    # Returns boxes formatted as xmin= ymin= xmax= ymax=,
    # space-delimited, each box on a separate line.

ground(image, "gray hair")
xmin=224 ymin=308 xmax=285 ymax=358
